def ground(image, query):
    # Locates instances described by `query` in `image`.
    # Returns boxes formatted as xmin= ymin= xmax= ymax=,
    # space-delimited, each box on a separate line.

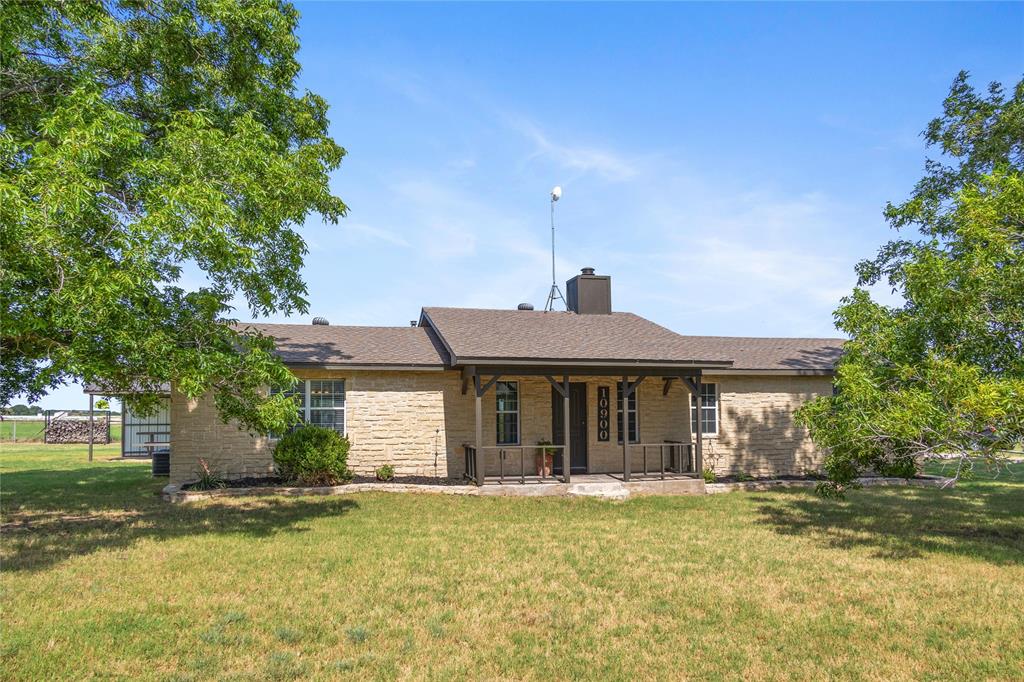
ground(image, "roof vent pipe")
xmin=312 ymin=316 xmax=329 ymax=325
xmin=410 ymin=320 xmax=418 ymax=327
xmin=580 ymin=267 xmax=596 ymax=275
xmin=517 ymin=303 xmax=534 ymax=311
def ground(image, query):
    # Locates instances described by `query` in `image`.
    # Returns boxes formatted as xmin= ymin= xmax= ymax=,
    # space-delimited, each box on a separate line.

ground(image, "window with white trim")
xmin=616 ymin=384 xmax=639 ymax=444
xmin=690 ymin=382 xmax=718 ymax=436
xmin=496 ymin=381 xmax=519 ymax=445
xmin=273 ymin=379 xmax=346 ymax=435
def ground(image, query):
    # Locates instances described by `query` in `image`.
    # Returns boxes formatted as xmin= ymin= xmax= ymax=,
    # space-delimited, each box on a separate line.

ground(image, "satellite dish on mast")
xmin=545 ymin=186 xmax=566 ymax=311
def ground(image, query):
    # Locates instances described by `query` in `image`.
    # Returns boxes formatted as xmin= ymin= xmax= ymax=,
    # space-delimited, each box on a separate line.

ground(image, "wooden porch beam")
xmin=662 ymin=377 xmax=676 ymax=396
xmin=562 ymin=375 xmax=570 ymax=484
xmin=454 ymin=366 xmax=711 ymax=378
xmin=626 ymin=376 xmax=645 ymax=396
xmin=622 ymin=376 xmax=631 ymax=482
xmin=474 ymin=375 xmax=484 ymax=486
xmin=477 ymin=374 xmax=501 ymax=397
xmin=461 ymin=365 xmax=476 ymax=395
xmin=545 ymin=375 xmax=567 ymax=398
xmin=689 ymin=370 xmax=703 ymax=476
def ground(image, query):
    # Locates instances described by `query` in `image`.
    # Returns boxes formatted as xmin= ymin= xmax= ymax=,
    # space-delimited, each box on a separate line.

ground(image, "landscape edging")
xmin=704 ymin=474 xmax=954 ymax=494
xmin=162 ymin=481 xmax=481 ymax=503
xmin=163 ymin=474 xmax=955 ymax=502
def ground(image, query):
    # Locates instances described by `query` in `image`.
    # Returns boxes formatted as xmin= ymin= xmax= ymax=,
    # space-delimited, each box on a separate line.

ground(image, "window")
xmin=690 ymin=383 xmax=718 ymax=436
xmin=496 ymin=381 xmax=519 ymax=445
xmin=616 ymin=384 xmax=639 ymax=443
xmin=272 ymin=379 xmax=346 ymax=436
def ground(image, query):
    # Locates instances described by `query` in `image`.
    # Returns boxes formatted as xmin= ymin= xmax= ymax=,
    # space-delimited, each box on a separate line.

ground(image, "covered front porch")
xmin=458 ymin=364 xmax=720 ymax=486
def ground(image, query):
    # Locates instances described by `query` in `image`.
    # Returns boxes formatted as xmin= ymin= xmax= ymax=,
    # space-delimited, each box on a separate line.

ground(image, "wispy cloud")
xmin=346 ymin=222 xmax=412 ymax=248
xmin=508 ymin=116 xmax=640 ymax=182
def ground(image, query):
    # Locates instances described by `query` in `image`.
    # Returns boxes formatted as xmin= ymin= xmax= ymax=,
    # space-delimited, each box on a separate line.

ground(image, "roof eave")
xmin=284 ymin=362 xmax=446 ymax=371
xmin=455 ymin=357 xmax=735 ymax=369
xmin=701 ymin=368 xmax=837 ymax=376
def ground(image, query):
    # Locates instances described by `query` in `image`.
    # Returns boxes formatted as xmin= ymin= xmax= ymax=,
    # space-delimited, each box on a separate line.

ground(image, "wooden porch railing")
xmin=624 ymin=440 xmax=695 ymax=479
xmin=463 ymin=445 xmax=569 ymax=485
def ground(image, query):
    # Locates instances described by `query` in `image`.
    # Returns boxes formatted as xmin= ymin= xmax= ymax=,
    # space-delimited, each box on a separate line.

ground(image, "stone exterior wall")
xmin=698 ymin=374 xmax=833 ymax=477
xmin=168 ymin=370 xmax=832 ymax=485
xmin=169 ymin=371 xmax=470 ymax=484
xmin=294 ymin=369 xmax=470 ymax=479
xmin=169 ymin=389 xmax=275 ymax=484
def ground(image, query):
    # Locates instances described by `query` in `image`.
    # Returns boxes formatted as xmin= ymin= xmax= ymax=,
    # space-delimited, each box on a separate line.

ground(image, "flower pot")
xmin=534 ymin=452 xmax=554 ymax=476
xmin=535 ymin=452 xmax=555 ymax=477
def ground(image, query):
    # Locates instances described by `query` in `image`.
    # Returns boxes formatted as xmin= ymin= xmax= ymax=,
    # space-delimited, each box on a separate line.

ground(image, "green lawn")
xmin=2 ymin=445 xmax=1022 ymax=681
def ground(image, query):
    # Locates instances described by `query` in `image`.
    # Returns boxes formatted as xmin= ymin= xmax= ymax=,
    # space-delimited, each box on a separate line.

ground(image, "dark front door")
xmin=552 ymin=383 xmax=588 ymax=474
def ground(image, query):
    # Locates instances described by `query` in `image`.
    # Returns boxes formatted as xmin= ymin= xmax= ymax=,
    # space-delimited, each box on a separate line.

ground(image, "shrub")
xmin=193 ymin=458 xmax=226 ymax=490
xmin=702 ymin=468 xmax=717 ymax=483
xmin=375 ymin=464 xmax=395 ymax=481
xmin=273 ymin=426 xmax=352 ymax=486
xmin=735 ymin=472 xmax=755 ymax=482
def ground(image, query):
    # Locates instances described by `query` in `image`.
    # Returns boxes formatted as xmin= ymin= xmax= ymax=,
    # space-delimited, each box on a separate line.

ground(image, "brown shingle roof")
xmin=679 ymin=335 xmax=845 ymax=371
xmin=236 ymin=311 xmax=843 ymax=372
xmin=420 ymin=307 xmax=735 ymax=366
xmin=240 ymin=323 xmax=447 ymax=367
xmin=421 ymin=307 xmax=844 ymax=371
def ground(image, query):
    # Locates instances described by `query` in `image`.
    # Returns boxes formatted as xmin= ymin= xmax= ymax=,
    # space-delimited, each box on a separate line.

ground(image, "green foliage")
xmin=0 ymin=1 xmax=345 ymax=433
xmin=798 ymin=72 xmax=1024 ymax=496
xmin=536 ymin=439 xmax=558 ymax=456
xmin=702 ymin=468 xmax=717 ymax=484
xmin=192 ymin=458 xmax=226 ymax=491
xmin=345 ymin=625 xmax=370 ymax=644
xmin=374 ymin=464 xmax=395 ymax=481
xmin=273 ymin=426 xmax=352 ymax=486
xmin=2 ymin=404 xmax=43 ymax=416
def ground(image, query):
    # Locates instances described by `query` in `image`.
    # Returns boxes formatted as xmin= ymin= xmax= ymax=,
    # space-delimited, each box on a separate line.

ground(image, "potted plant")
xmin=535 ymin=439 xmax=557 ymax=476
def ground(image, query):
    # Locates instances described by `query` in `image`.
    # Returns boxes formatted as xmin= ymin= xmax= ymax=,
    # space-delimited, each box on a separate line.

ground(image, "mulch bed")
xmin=712 ymin=474 xmax=826 ymax=484
xmin=181 ymin=474 xmax=467 ymax=491
xmin=351 ymin=475 xmax=466 ymax=486
xmin=711 ymin=473 xmax=937 ymax=484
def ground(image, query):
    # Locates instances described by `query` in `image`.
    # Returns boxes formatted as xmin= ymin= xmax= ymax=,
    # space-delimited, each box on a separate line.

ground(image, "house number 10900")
xmin=597 ymin=386 xmax=610 ymax=441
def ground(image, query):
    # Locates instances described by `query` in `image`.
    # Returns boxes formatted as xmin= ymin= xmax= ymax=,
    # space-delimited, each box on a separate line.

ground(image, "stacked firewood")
xmin=45 ymin=418 xmax=110 ymax=444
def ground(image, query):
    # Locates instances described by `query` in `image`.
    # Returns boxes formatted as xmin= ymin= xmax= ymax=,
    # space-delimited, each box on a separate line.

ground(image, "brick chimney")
xmin=566 ymin=268 xmax=612 ymax=314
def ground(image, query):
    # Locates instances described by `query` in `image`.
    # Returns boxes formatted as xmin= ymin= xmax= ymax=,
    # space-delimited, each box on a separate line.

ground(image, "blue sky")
xmin=34 ymin=1 xmax=1023 ymax=409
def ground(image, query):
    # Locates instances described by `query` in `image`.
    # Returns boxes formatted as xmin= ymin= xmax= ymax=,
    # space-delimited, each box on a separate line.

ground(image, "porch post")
xmin=694 ymin=370 xmax=703 ymax=476
xmin=562 ymin=374 xmax=570 ymax=484
xmin=474 ymin=375 xmax=484 ymax=487
xmin=621 ymin=375 xmax=630 ymax=482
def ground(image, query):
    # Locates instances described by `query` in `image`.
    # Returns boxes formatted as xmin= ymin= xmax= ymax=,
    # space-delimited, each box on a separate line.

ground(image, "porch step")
xmin=567 ymin=481 xmax=630 ymax=501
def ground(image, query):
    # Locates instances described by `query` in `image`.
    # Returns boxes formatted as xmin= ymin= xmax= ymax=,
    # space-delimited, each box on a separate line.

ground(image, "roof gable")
xmin=420 ymin=307 xmax=734 ymax=366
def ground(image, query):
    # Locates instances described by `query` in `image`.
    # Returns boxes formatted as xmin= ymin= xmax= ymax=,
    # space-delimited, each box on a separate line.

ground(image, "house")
xmin=169 ymin=269 xmax=844 ymax=486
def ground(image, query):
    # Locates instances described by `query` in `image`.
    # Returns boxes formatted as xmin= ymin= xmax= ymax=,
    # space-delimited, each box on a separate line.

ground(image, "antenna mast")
xmin=544 ymin=186 xmax=566 ymax=311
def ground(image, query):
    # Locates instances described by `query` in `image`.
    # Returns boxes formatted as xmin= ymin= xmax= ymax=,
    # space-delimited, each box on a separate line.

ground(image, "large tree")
xmin=1 ymin=1 xmax=345 ymax=429
xmin=797 ymin=72 xmax=1024 ymax=495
